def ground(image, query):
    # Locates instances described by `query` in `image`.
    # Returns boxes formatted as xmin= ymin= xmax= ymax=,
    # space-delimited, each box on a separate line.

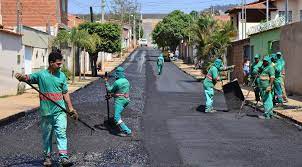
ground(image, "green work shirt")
xmin=27 ymin=69 xmax=68 ymax=116
xmin=203 ymin=65 xmax=220 ymax=88
xmin=106 ymin=78 xmax=130 ymax=102
xmin=258 ymin=65 xmax=275 ymax=89
xmin=251 ymin=61 xmax=263 ymax=76
xmin=157 ymin=56 xmax=164 ymax=66
xmin=274 ymin=60 xmax=284 ymax=83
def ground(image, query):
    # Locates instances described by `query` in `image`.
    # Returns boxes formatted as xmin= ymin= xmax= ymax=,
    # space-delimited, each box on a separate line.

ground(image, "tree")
xmin=189 ymin=13 xmax=235 ymax=73
xmin=152 ymin=10 xmax=192 ymax=52
xmin=53 ymin=28 xmax=96 ymax=83
xmin=78 ymin=22 xmax=122 ymax=76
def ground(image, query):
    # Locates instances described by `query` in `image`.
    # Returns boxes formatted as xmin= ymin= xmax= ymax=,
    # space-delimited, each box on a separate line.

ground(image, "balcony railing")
xmin=247 ymin=16 xmax=285 ymax=35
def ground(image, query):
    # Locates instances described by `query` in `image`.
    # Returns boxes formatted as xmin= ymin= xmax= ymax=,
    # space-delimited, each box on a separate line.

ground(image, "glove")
xmin=69 ymin=109 xmax=79 ymax=120
xmin=105 ymin=94 xmax=112 ymax=100
xmin=15 ymin=73 xmax=26 ymax=82
xmin=266 ymin=86 xmax=272 ymax=92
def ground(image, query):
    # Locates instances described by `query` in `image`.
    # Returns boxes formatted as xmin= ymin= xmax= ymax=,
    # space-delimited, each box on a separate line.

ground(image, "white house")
xmin=0 ymin=28 xmax=23 ymax=96
xmin=22 ymin=26 xmax=49 ymax=74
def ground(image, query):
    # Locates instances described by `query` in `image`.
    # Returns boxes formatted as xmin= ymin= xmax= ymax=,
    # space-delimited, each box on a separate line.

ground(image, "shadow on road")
xmin=94 ymin=118 xmax=122 ymax=137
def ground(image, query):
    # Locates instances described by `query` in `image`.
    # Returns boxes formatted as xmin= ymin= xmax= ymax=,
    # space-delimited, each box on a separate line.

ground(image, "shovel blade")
xmin=222 ymin=79 xmax=245 ymax=111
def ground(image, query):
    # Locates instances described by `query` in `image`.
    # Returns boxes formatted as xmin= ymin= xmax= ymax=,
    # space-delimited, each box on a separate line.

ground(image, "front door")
xmin=24 ymin=46 xmax=33 ymax=74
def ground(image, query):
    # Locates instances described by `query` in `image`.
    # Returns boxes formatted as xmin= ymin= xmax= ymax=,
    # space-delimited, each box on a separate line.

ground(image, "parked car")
xmin=139 ymin=38 xmax=148 ymax=47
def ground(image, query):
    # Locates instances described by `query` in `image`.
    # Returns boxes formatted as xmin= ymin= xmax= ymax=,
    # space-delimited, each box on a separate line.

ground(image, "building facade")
xmin=226 ymin=1 xmax=277 ymax=40
xmin=0 ymin=29 xmax=23 ymax=96
xmin=271 ymin=0 xmax=302 ymax=23
xmin=1 ymin=0 xmax=68 ymax=35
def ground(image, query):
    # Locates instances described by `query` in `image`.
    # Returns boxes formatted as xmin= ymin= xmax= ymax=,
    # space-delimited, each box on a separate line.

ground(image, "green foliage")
xmin=152 ymin=10 xmax=192 ymax=51
xmin=189 ymin=13 xmax=235 ymax=66
xmin=52 ymin=30 xmax=70 ymax=48
xmin=61 ymin=64 xmax=71 ymax=80
xmin=78 ymin=22 xmax=122 ymax=53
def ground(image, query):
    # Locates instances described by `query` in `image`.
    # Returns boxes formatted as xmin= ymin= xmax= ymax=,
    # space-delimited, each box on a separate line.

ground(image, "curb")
xmin=0 ymin=50 xmax=136 ymax=126
xmin=0 ymin=107 xmax=39 ymax=127
xmin=171 ymin=61 xmax=205 ymax=81
xmin=245 ymin=100 xmax=302 ymax=127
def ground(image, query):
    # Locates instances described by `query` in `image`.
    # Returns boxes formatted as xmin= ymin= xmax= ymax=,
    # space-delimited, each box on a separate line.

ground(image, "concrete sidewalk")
xmin=172 ymin=59 xmax=302 ymax=124
xmin=0 ymin=49 xmax=134 ymax=121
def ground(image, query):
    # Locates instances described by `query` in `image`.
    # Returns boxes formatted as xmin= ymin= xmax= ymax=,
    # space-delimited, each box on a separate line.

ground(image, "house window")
xmin=279 ymin=11 xmax=292 ymax=22
xmin=250 ymin=45 xmax=254 ymax=60
xmin=17 ymin=55 xmax=21 ymax=65
xmin=271 ymin=41 xmax=280 ymax=53
xmin=289 ymin=11 xmax=293 ymax=22
xmin=36 ymin=52 xmax=38 ymax=59
xmin=243 ymin=45 xmax=251 ymax=60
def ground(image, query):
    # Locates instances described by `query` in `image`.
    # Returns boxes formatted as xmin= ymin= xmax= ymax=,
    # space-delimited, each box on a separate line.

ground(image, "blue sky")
xmin=69 ymin=0 xmax=255 ymax=14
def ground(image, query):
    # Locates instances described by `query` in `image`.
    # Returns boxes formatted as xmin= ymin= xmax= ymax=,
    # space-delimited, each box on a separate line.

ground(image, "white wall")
xmin=237 ymin=13 xmax=260 ymax=39
xmin=79 ymin=51 xmax=90 ymax=74
xmin=31 ymin=48 xmax=48 ymax=72
xmin=0 ymin=32 xmax=23 ymax=96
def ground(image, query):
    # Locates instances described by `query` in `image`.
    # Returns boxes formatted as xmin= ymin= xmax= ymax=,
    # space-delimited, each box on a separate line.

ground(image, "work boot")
xmin=60 ymin=157 xmax=73 ymax=167
xmin=207 ymin=109 xmax=217 ymax=113
xmin=258 ymin=115 xmax=271 ymax=120
xmin=43 ymin=156 xmax=52 ymax=166
xmin=117 ymin=132 xmax=132 ymax=137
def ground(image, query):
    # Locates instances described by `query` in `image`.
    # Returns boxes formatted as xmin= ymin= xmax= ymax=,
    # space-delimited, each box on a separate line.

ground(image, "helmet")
xmin=214 ymin=58 xmax=223 ymax=69
xmin=276 ymin=51 xmax=282 ymax=58
xmin=114 ymin=67 xmax=125 ymax=79
xmin=254 ymin=54 xmax=260 ymax=59
xmin=276 ymin=51 xmax=282 ymax=56
xmin=263 ymin=55 xmax=271 ymax=62
xmin=271 ymin=54 xmax=277 ymax=62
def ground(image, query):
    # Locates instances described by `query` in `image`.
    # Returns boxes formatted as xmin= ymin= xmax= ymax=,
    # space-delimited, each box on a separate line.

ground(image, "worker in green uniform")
xmin=271 ymin=53 xmax=284 ymax=104
xmin=15 ymin=51 xmax=78 ymax=166
xmin=250 ymin=54 xmax=262 ymax=102
xmin=105 ymin=67 xmax=132 ymax=137
xmin=276 ymin=52 xmax=288 ymax=103
xmin=258 ymin=56 xmax=275 ymax=119
xmin=157 ymin=53 xmax=165 ymax=75
xmin=203 ymin=58 xmax=234 ymax=113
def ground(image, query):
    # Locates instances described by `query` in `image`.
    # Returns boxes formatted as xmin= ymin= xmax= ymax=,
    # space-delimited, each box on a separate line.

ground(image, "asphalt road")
xmin=1 ymin=47 xmax=302 ymax=167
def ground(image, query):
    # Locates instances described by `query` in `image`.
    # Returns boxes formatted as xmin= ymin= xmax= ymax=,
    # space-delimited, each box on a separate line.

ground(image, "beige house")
xmin=271 ymin=0 xmax=302 ymax=23
xmin=0 ymin=29 xmax=23 ymax=96
xmin=226 ymin=1 xmax=277 ymax=40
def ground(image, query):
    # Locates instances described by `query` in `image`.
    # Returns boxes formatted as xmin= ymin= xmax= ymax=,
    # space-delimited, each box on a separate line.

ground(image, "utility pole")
xmin=266 ymin=0 xmax=269 ymax=22
xmin=241 ymin=0 xmax=244 ymax=39
xmin=0 ymin=0 xmax=2 ymax=25
xmin=120 ymin=3 xmax=125 ymax=57
xmin=285 ymin=0 xmax=288 ymax=24
xmin=90 ymin=6 xmax=94 ymax=22
xmin=16 ymin=0 xmax=21 ymax=33
xmin=133 ymin=15 xmax=136 ymax=48
xmin=101 ymin=0 xmax=105 ymax=23
xmin=244 ymin=0 xmax=247 ymax=39
xmin=139 ymin=12 xmax=142 ymax=40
